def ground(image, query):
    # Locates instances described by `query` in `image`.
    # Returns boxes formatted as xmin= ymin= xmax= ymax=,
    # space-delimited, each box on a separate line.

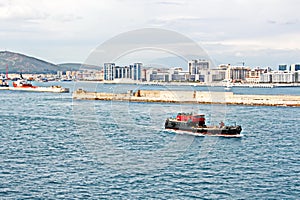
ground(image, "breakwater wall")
xmin=73 ymin=89 xmax=300 ymax=107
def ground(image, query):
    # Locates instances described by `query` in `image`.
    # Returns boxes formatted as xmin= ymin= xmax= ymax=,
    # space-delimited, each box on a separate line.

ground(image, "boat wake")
xmin=168 ymin=129 xmax=243 ymax=138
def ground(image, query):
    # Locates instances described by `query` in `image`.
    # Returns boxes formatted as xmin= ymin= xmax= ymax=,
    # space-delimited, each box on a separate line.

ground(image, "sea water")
xmin=0 ymin=82 xmax=299 ymax=199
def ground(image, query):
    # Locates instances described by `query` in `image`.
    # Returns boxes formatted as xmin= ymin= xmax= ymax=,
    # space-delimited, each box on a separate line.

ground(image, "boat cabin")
xmin=176 ymin=113 xmax=205 ymax=124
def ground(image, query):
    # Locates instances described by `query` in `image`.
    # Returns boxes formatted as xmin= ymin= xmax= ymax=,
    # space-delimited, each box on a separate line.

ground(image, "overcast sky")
xmin=0 ymin=0 xmax=299 ymax=68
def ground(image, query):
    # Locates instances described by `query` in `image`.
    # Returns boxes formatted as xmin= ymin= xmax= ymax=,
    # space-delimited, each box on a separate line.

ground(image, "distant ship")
xmin=0 ymin=76 xmax=9 ymax=89
xmin=0 ymin=79 xmax=9 ymax=87
xmin=11 ymin=79 xmax=69 ymax=93
xmin=165 ymin=113 xmax=242 ymax=137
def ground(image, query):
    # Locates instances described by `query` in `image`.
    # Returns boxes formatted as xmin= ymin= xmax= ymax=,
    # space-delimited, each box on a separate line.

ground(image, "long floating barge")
xmin=73 ymin=89 xmax=300 ymax=107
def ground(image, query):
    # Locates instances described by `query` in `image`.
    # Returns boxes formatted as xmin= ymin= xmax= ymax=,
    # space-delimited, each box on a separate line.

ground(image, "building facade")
xmin=104 ymin=63 xmax=115 ymax=80
xmin=290 ymin=64 xmax=300 ymax=72
xmin=188 ymin=60 xmax=209 ymax=76
xmin=104 ymin=63 xmax=142 ymax=81
xmin=259 ymin=71 xmax=296 ymax=83
xmin=226 ymin=65 xmax=250 ymax=82
xmin=278 ymin=64 xmax=288 ymax=71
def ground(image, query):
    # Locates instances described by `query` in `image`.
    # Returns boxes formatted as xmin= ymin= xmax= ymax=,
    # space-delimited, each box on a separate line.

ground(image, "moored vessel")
xmin=165 ymin=113 xmax=242 ymax=137
xmin=11 ymin=79 xmax=69 ymax=93
xmin=0 ymin=76 xmax=9 ymax=90
xmin=0 ymin=79 xmax=9 ymax=87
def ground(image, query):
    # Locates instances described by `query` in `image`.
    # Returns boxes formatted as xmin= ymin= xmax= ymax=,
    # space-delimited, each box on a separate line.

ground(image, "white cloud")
xmin=0 ymin=1 xmax=47 ymax=20
xmin=0 ymin=0 xmax=299 ymax=65
xmin=203 ymin=33 xmax=300 ymax=52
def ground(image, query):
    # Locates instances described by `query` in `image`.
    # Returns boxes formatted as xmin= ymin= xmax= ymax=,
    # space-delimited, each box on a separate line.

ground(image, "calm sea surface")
xmin=0 ymin=82 xmax=299 ymax=199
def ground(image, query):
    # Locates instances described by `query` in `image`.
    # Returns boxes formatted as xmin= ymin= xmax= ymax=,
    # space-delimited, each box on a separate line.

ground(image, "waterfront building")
xmin=132 ymin=63 xmax=142 ymax=80
xmin=95 ymin=70 xmax=104 ymax=80
xmin=170 ymin=68 xmax=188 ymax=82
xmin=259 ymin=71 xmax=296 ymax=83
xmin=76 ymin=70 xmax=102 ymax=81
xmin=57 ymin=71 xmax=63 ymax=78
xmin=290 ymin=64 xmax=300 ymax=72
xmin=145 ymin=67 xmax=191 ymax=82
xmin=259 ymin=73 xmax=272 ymax=83
xmin=104 ymin=62 xmax=142 ymax=81
xmin=65 ymin=71 xmax=72 ymax=79
xmin=271 ymin=71 xmax=295 ymax=83
xmin=141 ymin=69 xmax=147 ymax=81
xmin=188 ymin=60 xmax=209 ymax=75
xmin=225 ymin=65 xmax=250 ymax=82
xmin=187 ymin=60 xmax=229 ymax=82
xmin=104 ymin=63 xmax=115 ymax=80
xmin=246 ymin=67 xmax=266 ymax=83
xmin=278 ymin=64 xmax=288 ymax=71
xmin=146 ymin=68 xmax=170 ymax=82
xmin=210 ymin=69 xmax=226 ymax=82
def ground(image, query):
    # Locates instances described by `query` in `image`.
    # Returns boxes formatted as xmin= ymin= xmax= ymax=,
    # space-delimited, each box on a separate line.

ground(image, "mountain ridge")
xmin=0 ymin=51 xmax=97 ymax=73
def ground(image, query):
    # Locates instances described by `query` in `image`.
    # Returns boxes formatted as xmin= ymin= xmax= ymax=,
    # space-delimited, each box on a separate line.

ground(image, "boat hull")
xmin=10 ymin=86 xmax=69 ymax=93
xmin=165 ymin=119 xmax=242 ymax=136
xmin=0 ymin=86 xmax=9 ymax=90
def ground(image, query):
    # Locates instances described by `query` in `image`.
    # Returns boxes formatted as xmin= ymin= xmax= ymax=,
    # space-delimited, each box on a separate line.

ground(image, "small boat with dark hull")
xmin=165 ymin=113 xmax=242 ymax=137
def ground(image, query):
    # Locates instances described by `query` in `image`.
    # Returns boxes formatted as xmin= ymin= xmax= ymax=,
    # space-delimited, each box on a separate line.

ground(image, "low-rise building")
xmin=259 ymin=71 xmax=296 ymax=83
xmin=246 ymin=67 xmax=266 ymax=83
xmin=272 ymin=71 xmax=295 ymax=83
xmin=225 ymin=65 xmax=250 ymax=82
xmin=290 ymin=64 xmax=300 ymax=72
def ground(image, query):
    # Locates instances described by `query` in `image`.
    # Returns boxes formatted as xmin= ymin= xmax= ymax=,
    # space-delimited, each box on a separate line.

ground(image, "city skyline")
xmin=0 ymin=0 xmax=300 ymax=67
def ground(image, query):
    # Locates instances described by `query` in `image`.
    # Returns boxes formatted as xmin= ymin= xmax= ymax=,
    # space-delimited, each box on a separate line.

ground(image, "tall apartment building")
xmin=103 ymin=62 xmax=142 ymax=81
xmin=104 ymin=63 xmax=115 ymax=80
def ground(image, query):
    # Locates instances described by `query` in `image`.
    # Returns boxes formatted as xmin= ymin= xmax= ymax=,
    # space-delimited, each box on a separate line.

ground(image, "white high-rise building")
xmin=104 ymin=63 xmax=115 ymax=80
xmin=104 ymin=63 xmax=142 ymax=81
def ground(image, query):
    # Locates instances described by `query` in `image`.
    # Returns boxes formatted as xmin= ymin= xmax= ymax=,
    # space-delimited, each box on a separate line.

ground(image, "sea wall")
xmin=73 ymin=89 xmax=300 ymax=107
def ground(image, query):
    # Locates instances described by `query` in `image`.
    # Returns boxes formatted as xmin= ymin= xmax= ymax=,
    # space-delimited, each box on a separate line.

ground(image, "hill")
xmin=0 ymin=51 xmax=60 ymax=74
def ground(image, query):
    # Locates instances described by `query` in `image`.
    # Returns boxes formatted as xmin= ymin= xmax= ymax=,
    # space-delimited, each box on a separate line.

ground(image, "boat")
xmin=13 ymin=79 xmax=37 ymax=88
xmin=11 ymin=79 xmax=69 ymax=93
xmin=0 ymin=79 xmax=9 ymax=87
xmin=0 ymin=78 xmax=9 ymax=90
xmin=165 ymin=113 xmax=242 ymax=137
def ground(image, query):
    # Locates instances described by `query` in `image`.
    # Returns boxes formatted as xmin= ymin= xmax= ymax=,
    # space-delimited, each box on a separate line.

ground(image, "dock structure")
xmin=73 ymin=89 xmax=300 ymax=107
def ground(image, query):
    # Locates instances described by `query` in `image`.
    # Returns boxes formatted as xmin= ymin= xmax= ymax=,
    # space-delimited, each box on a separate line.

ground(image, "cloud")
xmin=0 ymin=2 xmax=48 ymax=21
xmin=0 ymin=0 xmax=84 ymax=23
xmin=154 ymin=1 xmax=186 ymax=6
xmin=0 ymin=0 xmax=299 ymax=66
xmin=267 ymin=19 xmax=299 ymax=25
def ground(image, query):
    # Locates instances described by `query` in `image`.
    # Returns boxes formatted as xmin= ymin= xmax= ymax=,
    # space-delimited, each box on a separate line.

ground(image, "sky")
xmin=0 ymin=0 xmax=300 ymax=68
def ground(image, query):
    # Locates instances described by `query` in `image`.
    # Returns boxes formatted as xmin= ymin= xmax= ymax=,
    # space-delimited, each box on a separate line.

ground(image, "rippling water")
xmin=0 ymin=83 xmax=299 ymax=199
